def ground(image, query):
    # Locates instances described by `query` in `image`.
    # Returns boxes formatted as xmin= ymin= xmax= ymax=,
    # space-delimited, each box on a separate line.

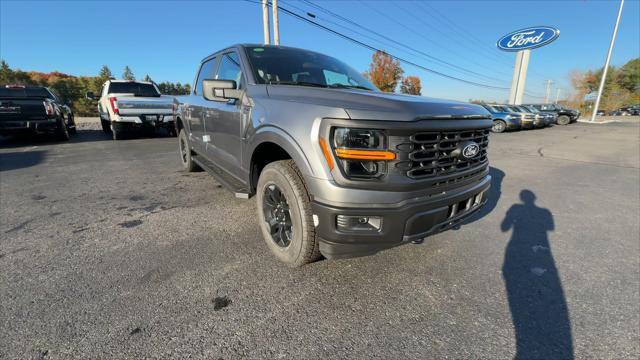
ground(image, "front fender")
xmin=246 ymin=125 xmax=316 ymax=178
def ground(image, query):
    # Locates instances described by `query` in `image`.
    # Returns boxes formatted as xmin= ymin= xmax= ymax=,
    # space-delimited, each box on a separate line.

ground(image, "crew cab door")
xmin=187 ymin=57 xmax=218 ymax=152
xmin=204 ymin=51 xmax=245 ymax=179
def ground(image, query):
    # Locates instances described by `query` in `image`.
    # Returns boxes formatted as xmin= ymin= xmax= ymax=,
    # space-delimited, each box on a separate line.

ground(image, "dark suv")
xmin=524 ymin=103 xmax=579 ymax=125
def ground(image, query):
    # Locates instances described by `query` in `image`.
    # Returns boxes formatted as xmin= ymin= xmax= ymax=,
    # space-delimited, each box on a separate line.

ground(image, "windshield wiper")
xmin=328 ymin=83 xmax=373 ymax=91
xmin=268 ymin=80 xmax=328 ymax=88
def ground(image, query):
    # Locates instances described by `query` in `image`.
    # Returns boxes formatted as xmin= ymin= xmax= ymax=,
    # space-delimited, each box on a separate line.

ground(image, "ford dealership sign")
xmin=497 ymin=26 xmax=560 ymax=51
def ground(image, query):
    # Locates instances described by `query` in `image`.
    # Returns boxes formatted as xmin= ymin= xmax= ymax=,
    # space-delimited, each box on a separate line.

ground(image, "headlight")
xmin=505 ymin=115 xmax=512 ymax=120
xmin=331 ymin=128 xmax=395 ymax=179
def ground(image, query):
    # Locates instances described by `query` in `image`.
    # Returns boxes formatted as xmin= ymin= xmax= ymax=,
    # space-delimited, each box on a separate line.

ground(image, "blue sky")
xmin=1 ymin=0 xmax=638 ymax=102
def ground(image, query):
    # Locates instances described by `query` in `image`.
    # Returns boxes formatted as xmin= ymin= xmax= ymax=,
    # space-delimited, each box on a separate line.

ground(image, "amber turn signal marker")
xmin=335 ymin=149 xmax=396 ymax=160
xmin=319 ymin=137 xmax=334 ymax=170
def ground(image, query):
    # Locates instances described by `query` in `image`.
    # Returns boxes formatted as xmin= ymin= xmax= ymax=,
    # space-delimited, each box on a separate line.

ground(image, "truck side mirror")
xmin=202 ymin=79 xmax=242 ymax=102
xmin=86 ymin=91 xmax=96 ymax=100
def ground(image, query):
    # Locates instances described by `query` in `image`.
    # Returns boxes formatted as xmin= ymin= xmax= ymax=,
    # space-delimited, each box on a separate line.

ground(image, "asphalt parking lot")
xmin=1 ymin=119 xmax=639 ymax=359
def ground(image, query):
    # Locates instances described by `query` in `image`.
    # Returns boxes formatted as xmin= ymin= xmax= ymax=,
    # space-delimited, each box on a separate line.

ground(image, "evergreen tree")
xmin=122 ymin=66 xmax=135 ymax=80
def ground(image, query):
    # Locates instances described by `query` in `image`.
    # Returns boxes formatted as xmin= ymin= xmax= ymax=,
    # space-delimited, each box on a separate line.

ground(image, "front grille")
xmin=406 ymin=128 xmax=490 ymax=179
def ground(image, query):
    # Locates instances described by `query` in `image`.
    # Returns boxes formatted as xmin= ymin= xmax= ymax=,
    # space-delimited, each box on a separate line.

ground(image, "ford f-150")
xmin=175 ymin=44 xmax=492 ymax=266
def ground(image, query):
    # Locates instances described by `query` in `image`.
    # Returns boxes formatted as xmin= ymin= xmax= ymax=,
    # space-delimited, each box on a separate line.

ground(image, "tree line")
xmin=568 ymin=58 xmax=639 ymax=114
xmin=0 ymin=61 xmax=190 ymax=116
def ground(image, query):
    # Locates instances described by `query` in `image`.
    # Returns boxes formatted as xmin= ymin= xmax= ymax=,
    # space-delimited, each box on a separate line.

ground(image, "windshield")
xmin=245 ymin=46 xmax=377 ymax=91
xmin=107 ymin=82 xmax=160 ymax=97
xmin=0 ymin=87 xmax=54 ymax=99
xmin=524 ymin=106 xmax=539 ymax=113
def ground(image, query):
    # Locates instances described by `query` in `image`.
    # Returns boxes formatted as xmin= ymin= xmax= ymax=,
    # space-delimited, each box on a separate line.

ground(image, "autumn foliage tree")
xmin=364 ymin=50 xmax=403 ymax=92
xmin=568 ymin=57 xmax=639 ymax=114
xmin=400 ymin=76 xmax=422 ymax=95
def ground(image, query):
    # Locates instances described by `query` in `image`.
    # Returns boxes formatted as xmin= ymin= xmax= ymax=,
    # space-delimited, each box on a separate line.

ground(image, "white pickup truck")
xmin=87 ymin=80 xmax=176 ymax=140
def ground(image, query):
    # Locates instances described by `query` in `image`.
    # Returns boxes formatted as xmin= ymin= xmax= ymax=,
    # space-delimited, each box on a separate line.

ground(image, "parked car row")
xmin=480 ymin=102 xmax=580 ymax=133
xmin=602 ymin=105 xmax=640 ymax=116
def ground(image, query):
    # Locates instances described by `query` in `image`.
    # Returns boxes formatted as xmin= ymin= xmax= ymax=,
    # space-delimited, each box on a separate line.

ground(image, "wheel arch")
xmin=247 ymin=128 xmax=315 ymax=194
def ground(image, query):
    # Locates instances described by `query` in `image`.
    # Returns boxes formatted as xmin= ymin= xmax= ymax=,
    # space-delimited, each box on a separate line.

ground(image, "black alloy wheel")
xmin=262 ymin=184 xmax=293 ymax=247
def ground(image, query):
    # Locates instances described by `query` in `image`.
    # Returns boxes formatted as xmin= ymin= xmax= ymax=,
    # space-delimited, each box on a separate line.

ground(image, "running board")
xmin=191 ymin=154 xmax=251 ymax=199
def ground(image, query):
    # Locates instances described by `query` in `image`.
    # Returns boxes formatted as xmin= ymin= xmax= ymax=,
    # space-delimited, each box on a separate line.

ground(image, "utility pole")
xmin=555 ymin=88 xmax=561 ymax=104
xmin=262 ymin=0 xmax=271 ymax=45
xmin=544 ymin=80 xmax=554 ymax=104
xmin=272 ymin=0 xmax=280 ymax=45
xmin=591 ymin=0 xmax=624 ymax=122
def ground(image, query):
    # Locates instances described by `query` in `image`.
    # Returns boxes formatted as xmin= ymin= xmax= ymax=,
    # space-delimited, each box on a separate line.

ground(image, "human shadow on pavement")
xmin=501 ymin=190 xmax=573 ymax=359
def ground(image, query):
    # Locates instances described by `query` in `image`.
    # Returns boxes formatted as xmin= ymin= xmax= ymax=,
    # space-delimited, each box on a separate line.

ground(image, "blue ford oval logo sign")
xmin=497 ymin=26 xmax=560 ymax=51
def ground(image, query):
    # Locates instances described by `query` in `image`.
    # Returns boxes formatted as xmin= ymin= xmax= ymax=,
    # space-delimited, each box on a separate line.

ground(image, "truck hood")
xmin=265 ymin=85 xmax=490 ymax=121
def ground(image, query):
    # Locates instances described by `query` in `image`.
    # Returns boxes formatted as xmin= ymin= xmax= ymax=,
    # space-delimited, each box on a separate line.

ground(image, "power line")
xmin=411 ymin=1 xmax=552 ymax=83
xmin=272 ymin=2 xmax=510 ymax=91
xmin=393 ymin=2 xmax=514 ymax=78
xmin=291 ymin=0 xmax=511 ymax=85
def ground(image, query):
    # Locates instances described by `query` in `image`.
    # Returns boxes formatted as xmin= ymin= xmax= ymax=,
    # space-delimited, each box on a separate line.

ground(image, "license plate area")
xmin=144 ymin=115 xmax=158 ymax=122
xmin=447 ymin=191 xmax=484 ymax=218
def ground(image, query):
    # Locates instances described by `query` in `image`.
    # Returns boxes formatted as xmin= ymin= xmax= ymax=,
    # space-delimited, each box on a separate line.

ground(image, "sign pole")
xmin=590 ymin=0 xmax=624 ymax=122
xmin=508 ymin=49 xmax=530 ymax=105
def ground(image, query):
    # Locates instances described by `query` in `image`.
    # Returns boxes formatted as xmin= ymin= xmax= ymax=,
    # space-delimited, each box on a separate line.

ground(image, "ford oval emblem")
xmin=462 ymin=143 xmax=480 ymax=159
xmin=497 ymin=26 xmax=560 ymax=51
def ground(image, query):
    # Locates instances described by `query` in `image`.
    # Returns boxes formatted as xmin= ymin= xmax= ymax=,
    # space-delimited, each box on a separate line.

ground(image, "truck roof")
xmin=107 ymin=80 xmax=154 ymax=85
xmin=199 ymin=43 xmax=326 ymax=63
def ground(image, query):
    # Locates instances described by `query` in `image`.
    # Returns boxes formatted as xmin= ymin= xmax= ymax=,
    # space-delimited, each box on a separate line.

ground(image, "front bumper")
xmin=521 ymin=120 xmax=534 ymax=129
xmin=0 ymin=118 xmax=58 ymax=134
xmin=505 ymin=119 xmax=521 ymax=130
xmin=533 ymin=118 xmax=546 ymax=128
xmin=312 ymin=175 xmax=491 ymax=259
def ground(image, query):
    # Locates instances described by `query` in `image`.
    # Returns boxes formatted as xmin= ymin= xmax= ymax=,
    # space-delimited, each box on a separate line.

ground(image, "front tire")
xmin=256 ymin=160 xmax=321 ymax=267
xmin=557 ymin=115 xmax=570 ymax=125
xmin=492 ymin=119 xmax=507 ymax=133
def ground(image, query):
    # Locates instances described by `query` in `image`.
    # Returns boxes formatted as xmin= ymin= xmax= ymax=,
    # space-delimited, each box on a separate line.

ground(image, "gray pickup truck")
xmin=175 ymin=44 xmax=492 ymax=266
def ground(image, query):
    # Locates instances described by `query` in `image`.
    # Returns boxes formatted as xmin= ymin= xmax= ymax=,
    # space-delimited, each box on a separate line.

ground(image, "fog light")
xmin=336 ymin=215 xmax=382 ymax=232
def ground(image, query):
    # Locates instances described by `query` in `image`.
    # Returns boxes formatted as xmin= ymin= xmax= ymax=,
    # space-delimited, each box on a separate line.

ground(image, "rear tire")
xmin=101 ymin=118 xmax=111 ymax=133
xmin=68 ymin=114 xmax=77 ymax=134
xmin=492 ymin=120 xmax=507 ymax=133
xmin=56 ymin=117 xmax=70 ymax=141
xmin=111 ymin=122 xmax=126 ymax=140
xmin=256 ymin=160 xmax=321 ymax=267
xmin=557 ymin=115 xmax=570 ymax=125
xmin=178 ymin=129 xmax=201 ymax=172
